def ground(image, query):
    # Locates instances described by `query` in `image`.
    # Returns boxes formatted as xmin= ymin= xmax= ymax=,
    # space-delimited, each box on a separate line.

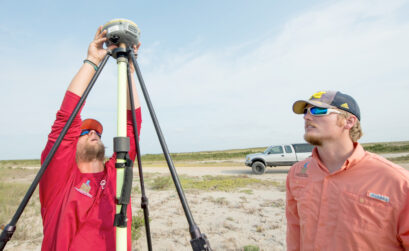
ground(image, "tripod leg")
xmin=128 ymin=49 xmax=212 ymax=251
xmin=126 ymin=63 xmax=153 ymax=251
xmin=0 ymin=53 xmax=111 ymax=251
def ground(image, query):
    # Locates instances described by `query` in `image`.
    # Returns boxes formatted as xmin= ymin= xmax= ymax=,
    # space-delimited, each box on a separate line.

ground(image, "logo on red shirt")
xmin=74 ymin=180 xmax=93 ymax=198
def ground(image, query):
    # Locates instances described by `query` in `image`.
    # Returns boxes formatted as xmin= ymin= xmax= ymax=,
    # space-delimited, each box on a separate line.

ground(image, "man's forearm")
xmin=67 ymin=63 xmax=97 ymax=97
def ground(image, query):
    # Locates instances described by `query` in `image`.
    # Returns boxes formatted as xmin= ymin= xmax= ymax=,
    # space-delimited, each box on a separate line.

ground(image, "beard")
xmin=304 ymin=133 xmax=323 ymax=146
xmin=76 ymin=141 xmax=105 ymax=162
xmin=304 ymin=117 xmax=346 ymax=146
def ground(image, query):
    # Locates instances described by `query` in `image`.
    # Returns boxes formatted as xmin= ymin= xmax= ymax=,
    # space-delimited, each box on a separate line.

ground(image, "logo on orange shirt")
xmin=367 ymin=192 xmax=389 ymax=203
xmin=296 ymin=162 xmax=309 ymax=177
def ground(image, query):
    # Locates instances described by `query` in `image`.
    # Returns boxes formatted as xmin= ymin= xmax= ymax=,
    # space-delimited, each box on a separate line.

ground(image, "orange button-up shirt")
xmin=286 ymin=143 xmax=409 ymax=251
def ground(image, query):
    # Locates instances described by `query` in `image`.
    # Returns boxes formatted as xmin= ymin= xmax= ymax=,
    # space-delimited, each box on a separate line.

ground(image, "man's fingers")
xmin=94 ymin=26 xmax=103 ymax=40
xmin=95 ymin=37 xmax=107 ymax=43
xmin=132 ymin=42 xmax=141 ymax=54
xmin=93 ymin=37 xmax=107 ymax=47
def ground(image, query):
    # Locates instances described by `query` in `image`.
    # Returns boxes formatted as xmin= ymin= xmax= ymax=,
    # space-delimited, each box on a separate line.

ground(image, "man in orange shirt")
xmin=286 ymin=91 xmax=409 ymax=250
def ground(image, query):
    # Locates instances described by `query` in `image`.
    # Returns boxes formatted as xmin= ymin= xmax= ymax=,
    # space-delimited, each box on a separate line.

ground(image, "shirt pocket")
xmin=290 ymin=179 xmax=314 ymax=220
xmin=290 ymin=178 xmax=311 ymax=198
xmin=337 ymin=191 xmax=393 ymax=232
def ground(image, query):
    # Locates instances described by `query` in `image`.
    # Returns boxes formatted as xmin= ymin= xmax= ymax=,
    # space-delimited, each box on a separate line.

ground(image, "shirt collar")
xmin=312 ymin=142 xmax=366 ymax=173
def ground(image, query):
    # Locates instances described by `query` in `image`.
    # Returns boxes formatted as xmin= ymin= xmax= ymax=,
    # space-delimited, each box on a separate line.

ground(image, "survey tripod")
xmin=0 ymin=19 xmax=211 ymax=251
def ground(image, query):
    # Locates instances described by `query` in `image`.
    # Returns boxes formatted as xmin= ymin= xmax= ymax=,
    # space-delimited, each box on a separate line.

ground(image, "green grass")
xmin=1 ymin=141 xmax=408 ymax=168
xmin=240 ymin=189 xmax=253 ymax=194
xmin=387 ymin=154 xmax=409 ymax=163
xmin=131 ymin=210 xmax=146 ymax=241
xmin=0 ymin=182 xmax=30 ymax=225
xmin=207 ymin=196 xmax=230 ymax=206
xmin=150 ymin=176 xmax=172 ymax=190
xmin=0 ymin=159 xmax=40 ymax=169
xmin=362 ymin=141 xmax=409 ymax=153
xmin=141 ymin=147 xmax=266 ymax=162
xmin=0 ymin=180 xmax=41 ymax=241
xmin=0 ymin=167 xmax=37 ymax=183
xmin=243 ymin=245 xmax=260 ymax=251
xmin=149 ymin=175 xmax=283 ymax=192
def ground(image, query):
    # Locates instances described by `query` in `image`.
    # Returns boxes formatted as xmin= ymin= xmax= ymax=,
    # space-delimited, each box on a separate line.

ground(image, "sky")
xmin=0 ymin=0 xmax=408 ymax=160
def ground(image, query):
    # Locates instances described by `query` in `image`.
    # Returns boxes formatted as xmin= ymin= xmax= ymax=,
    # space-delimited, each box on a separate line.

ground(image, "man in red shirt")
xmin=286 ymin=91 xmax=409 ymax=250
xmin=40 ymin=26 xmax=142 ymax=250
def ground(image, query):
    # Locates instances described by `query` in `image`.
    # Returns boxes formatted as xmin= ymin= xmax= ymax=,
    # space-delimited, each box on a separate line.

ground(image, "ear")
xmin=344 ymin=115 xmax=357 ymax=130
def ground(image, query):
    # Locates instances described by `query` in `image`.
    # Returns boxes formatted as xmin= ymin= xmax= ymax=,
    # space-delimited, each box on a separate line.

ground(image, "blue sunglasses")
xmin=303 ymin=106 xmax=341 ymax=116
xmin=80 ymin=129 xmax=101 ymax=138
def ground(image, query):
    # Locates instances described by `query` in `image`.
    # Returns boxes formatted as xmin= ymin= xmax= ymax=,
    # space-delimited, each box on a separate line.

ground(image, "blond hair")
xmin=337 ymin=110 xmax=363 ymax=142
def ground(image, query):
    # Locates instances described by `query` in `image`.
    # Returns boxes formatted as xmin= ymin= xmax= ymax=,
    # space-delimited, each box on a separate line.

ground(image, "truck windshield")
xmin=264 ymin=146 xmax=283 ymax=154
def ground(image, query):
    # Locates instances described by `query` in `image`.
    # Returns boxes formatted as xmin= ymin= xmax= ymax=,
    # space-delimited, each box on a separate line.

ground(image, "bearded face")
xmin=304 ymin=133 xmax=323 ymax=146
xmin=303 ymin=109 xmax=346 ymax=146
xmin=76 ymin=132 xmax=105 ymax=162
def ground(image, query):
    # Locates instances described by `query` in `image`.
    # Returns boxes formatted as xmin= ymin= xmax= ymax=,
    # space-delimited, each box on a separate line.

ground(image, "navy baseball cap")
xmin=293 ymin=91 xmax=361 ymax=121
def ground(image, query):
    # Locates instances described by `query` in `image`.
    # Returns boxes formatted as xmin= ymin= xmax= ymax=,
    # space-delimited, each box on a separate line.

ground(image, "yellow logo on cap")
xmin=311 ymin=91 xmax=326 ymax=99
xmin=341 ymin=103 xmax=349 ymax=109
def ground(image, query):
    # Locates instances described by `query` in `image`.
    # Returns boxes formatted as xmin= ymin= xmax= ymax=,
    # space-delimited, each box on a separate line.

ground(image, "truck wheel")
xmin=251 ymin=161 xmax=265 ymax=175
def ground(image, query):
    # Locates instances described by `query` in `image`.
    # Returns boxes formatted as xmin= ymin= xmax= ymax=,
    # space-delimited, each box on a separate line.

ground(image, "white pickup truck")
xmin=245 ymin=143 xmax=314 ymax=174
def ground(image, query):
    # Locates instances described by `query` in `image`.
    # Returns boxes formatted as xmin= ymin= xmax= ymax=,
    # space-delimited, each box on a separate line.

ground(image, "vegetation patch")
xmin=2 ymin=141 xmax=408 ymax=169
xmin=240 ymin=189 xmax=253 ymax=194
xmin=0 ymin=159 xmax=40 ymax=169
xmin=141 ymin=147 xmax=266 ymax=162
xmin=272 ymin=199 xmax=285 ymax=208
xmin=243 ymin=245 xmax=260 ymax=251
xmin=363 ymin=142 xmax=409 ymax=153
xmin=387 ymin=154 xmax=409 ymax=163
xmin=0 ymin=181 xmax=41 ymax=241
xmin=131 ymin=210 xmax=146 ymax=241
xmin=149 ymin=174 xmax=282 ymax=192
xmin=0 ymin=167 xmax=37 ymax=182
xmin=181 ymin=175 xmax=263 ymax=191
xmin=207 ymin=196 xmax=230 ymax=206
xmin=150 ymin=176 xmax=172 ymax=190
xmin=0 ymin=182 xmax=29 ymax=226
xmin=256 ymin=225 xmax=264 ymax=233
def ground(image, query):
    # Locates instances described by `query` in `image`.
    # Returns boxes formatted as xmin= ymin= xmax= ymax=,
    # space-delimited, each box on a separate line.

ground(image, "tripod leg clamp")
xmin=114 ymin=161 xmax=133 ymax=227
xmin=114 ymin=204 xmax=129 ymax=228
xmin=113 ymin=137 xmax=134 ymax=228
xmin=117 ymin=158 xmax=133 ymax=204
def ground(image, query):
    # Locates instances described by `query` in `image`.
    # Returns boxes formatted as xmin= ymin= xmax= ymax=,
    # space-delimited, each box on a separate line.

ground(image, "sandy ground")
xmin=131 ymin=166 xmax=289 ymax=251
xmin=3 ymin=152 xmax=409 ymax=251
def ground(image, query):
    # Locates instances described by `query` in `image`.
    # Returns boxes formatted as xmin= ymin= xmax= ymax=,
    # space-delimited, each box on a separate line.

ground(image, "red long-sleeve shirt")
xmin=40 ymin=91 xmax=142 ymax=251
xmin=286 ymin=143 xmax=409 ymax=250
